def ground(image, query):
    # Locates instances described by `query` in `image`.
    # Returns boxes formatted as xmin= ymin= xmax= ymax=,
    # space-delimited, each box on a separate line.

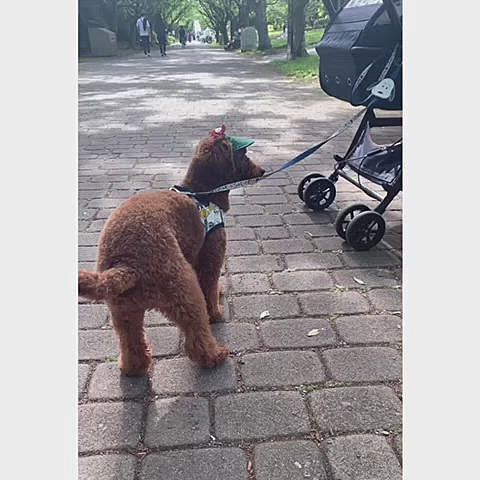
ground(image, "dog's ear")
xmin=211 ymin=138 xmax=236 ymax=177
xmin=187 ymin=137 xmax=234 ymax=189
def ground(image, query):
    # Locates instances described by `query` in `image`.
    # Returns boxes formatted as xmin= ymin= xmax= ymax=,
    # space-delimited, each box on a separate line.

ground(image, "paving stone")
xmin=229 ymin=204 xmax=264 ymax=215
xmin=260 ymin=318 xmax=337 ymax=348
xmin=332 ymin=269 xmax=400 ymax=288
xmin=241 ymin=350 xmax=326 ymax=387
xmin=140 ymin=448 xmax=248 ymax=480
xmin=314 ymin=237 xmax=356 ymax=251
xmin=215 ymin=391 xmax=310 ymax=441
xmin=342 ymin=250 xmax=401 ymax=268
xmin=78 ymin=364 xmax=91 ymax=397
xmin=143 ymin=310 xmax=170 ymax=325
xmin=272 ymin=270 xmax=334 ymax=291
xmin=87 ymin=219 xmax=107 ymax=232
xmin=262 ymin=239 xmax=314 ymax=254
xmin=285 ymin=252 xmax=343 ymax=270
xmin=88 ymin=362 xmax=148 ymax=400
xmin=79 ymin=246 xmax=98 ymax=262
xmin=152 ymin=357 xmax=236 ymax=394
xmin=227 ymin=255 xmax=283 ymax=273
xmin=236 ymin=214 xmax=283 ymax=227
xmin=232 ymin=294 xmax=300 ymax=320
xmin=78 ymin=402 xmax=143 ymax=452
xmin=393 ymin=433 xmax=402 ymax=458
xmin=96 ymin=209 xmax=115 ymax=220
xmin=264 ymin=204 xmax=299 ymax=214
xmin=228 ymin=273 xmax=270 ymax=293
xmin=78 ymin=454 xmax=137 ymax=480
xmin=147 ymin=326 xmax=180 ymax=356
xmin=226 ymin=227 xmax=256 ymax=240
xmin=309 ymin=386 xmax=402 ymax=433
xmin=323 ymin=347 xmax=402 ymax=382
xmin=284 ymin=213 xmax=332 ymax=225
xmin=290 ymin=225 xmax=337 ymax=239
xmin=325 ymin=434 xmax=402 ymax=480
xmin=212 ymin=322 xmax=261 ymax=352
xmin=368 ymin=288 xmax=402 ymax=311
xmin=144 ymin=397 xmax=210 ymax=447
xmin=256 ymin=226 xmax=291 ymax=239
xmin=79 ymin=329 xmax=118 ymax=360
xmin=248 ymin=186 xmax=284 ymax=195
xmin=78 ymin=304 xmax=109 ymax=329
xmin=299 ymin=291 xmax=370 ymax=315
xmin=226 ymin=240 xmax=260 ymax=256
xmin=254 ymin=440 xmax=328 ymax=480
xmin=87 ymin=198 xmax=123 ymax=208
xmin=250 ymin=194 xmax=289 ymax=204
xmin=334 ymin=315 xmax=402 ymax=344
xmin=78 ymin=232 xmax=101 ymax=246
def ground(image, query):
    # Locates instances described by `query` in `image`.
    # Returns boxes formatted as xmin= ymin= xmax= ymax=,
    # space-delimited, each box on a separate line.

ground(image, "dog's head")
xmin=184 ymin=130 xmax=265 ymax=193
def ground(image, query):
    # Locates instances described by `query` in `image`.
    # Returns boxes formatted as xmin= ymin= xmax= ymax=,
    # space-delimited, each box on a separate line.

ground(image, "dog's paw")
xmin=118 ymin=350 xmax=152 ymax=377
xmin=189 ymin=344 xmax=230 ymax=368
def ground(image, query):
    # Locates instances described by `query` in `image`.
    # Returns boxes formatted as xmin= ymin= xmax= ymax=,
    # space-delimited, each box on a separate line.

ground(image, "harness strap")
xmin=170 ymin=186 xmax=225 ymax=235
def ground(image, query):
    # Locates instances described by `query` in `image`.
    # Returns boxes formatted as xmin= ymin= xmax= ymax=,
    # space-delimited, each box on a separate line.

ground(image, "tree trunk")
xmin=221 ymin=24 xmax=229 ymax=45
xmin=239 ymin=2 xmax=249 ymax=28
xmin=287 ymin=0 xmax=309 ymax=59
xmin=254 ymin=0 xmax=271 ymax=50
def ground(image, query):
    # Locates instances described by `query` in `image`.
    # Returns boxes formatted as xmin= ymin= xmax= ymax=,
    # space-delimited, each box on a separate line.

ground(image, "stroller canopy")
xmin=317 ymin=0 xmax=402 ymax=110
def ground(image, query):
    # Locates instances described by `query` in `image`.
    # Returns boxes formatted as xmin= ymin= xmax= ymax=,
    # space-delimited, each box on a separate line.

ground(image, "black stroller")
xmin=298 ymin=0 xmax=402 ymax=251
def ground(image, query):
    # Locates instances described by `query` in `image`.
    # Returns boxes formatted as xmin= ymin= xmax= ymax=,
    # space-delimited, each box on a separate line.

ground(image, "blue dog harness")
xmin=170 ymin=185 xmax=225 ymax=235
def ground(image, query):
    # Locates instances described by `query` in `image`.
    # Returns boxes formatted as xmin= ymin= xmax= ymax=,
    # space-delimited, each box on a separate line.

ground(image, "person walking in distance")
xmin=136 ymin=13 xmax=151 ymax=56
xmin=178 ymin=25 xmax=187 ymax=47
xmin=156 ymin=17 xmax=168 ymax=56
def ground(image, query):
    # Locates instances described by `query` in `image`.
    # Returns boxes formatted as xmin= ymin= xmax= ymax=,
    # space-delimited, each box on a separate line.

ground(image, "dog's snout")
xmin=258 ymin=167 xmax=266 ymax=176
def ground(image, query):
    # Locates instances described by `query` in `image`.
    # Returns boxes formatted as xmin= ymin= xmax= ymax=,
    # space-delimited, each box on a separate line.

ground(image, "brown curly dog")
xmin=79 ymin=131 xmax=265 ymax=376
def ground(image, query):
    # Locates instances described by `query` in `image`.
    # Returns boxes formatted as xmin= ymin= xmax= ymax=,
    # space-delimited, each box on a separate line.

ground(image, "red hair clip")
xmin=210 ymin=124 xmax=226 ymax=139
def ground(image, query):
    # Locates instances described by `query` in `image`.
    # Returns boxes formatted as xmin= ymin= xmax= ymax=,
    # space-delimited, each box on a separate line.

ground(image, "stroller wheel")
xmin=335 ymin=203 xmax=371 ymax=239
xmin=297 ymin=173 xmax=324 ymax=201
xmin=345 ymin=211 xmax=386 ymax=251
xmin=303 ymin=178 xmax=336 ymax=211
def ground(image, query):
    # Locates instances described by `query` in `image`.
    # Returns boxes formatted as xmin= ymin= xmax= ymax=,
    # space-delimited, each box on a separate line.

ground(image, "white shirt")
xmin=136 ymin=17 xmax=151 ymax=36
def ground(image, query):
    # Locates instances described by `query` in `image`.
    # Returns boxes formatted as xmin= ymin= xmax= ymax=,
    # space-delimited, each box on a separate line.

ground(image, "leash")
xmin=180 ymin=107 xmax=368 ymax=196
xmin=179 ymin=44 xmax=401 ymax=197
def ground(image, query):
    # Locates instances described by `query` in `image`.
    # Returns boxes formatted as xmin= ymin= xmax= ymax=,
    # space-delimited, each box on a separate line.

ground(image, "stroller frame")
xmin=298 ymin=108 xmax=402 ymax=251
xmin=331 ymin=108 xmax=402 ymax=215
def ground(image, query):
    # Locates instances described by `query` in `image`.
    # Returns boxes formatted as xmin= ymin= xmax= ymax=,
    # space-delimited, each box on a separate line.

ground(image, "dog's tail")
xmin=78 ymin=266 xmax=139 ymax=301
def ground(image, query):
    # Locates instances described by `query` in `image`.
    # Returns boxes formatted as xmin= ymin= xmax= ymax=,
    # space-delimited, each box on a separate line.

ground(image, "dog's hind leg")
xmin=194 ymin=228 xmax=226 ymax=323
xmin=108 ymin=302 xmax=152 ymax=376
xmin=158 ymin=258 xmax=229 ymax=368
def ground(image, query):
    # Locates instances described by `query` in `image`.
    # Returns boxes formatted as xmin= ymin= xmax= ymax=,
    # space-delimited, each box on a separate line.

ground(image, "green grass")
xmin=271 ymin=55 xmax=319 ymax=81
xmin=270 ymin=28 xmax=324 ymax=50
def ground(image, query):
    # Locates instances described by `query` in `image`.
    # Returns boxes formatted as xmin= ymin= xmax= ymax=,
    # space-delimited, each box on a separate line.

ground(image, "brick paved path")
xmin=79 ymin=44 xmax=402 ymax=480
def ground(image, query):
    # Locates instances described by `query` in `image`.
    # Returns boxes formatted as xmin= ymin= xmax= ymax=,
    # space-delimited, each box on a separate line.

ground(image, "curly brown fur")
xmin=79 ymin=135 xmax=264 ymax=376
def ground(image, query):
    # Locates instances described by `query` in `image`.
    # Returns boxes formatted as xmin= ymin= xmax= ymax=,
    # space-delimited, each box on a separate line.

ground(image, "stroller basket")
xmin=317 ymin=0 xmax=402 ymax=110
xmin=345 ymin=122 xmax=402 ymax=187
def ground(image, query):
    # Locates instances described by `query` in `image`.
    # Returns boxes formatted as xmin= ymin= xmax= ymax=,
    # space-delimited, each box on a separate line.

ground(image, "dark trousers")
xmin=140 ymin=35 xmax=150 ymax=54
xmin=159 ymin=42 xmax=167 ymax=55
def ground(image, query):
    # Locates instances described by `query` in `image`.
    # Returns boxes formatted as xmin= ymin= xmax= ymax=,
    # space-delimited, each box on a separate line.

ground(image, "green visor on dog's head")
xmin=227 ymin=135 xmax=255 ymax=151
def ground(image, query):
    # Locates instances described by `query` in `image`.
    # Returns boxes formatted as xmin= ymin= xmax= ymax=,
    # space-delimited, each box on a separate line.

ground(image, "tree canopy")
xmin=84 ymin=0 xmax=332 ymax=52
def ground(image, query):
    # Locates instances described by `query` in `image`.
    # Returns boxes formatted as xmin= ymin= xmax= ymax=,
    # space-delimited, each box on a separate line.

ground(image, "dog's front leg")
xmin=195 ymin=228 xmax=226 ymax=323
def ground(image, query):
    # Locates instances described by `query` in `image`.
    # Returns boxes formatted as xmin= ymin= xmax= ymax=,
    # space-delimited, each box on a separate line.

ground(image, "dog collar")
xmin=170 ymin=185 xmax=225 ymax=235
